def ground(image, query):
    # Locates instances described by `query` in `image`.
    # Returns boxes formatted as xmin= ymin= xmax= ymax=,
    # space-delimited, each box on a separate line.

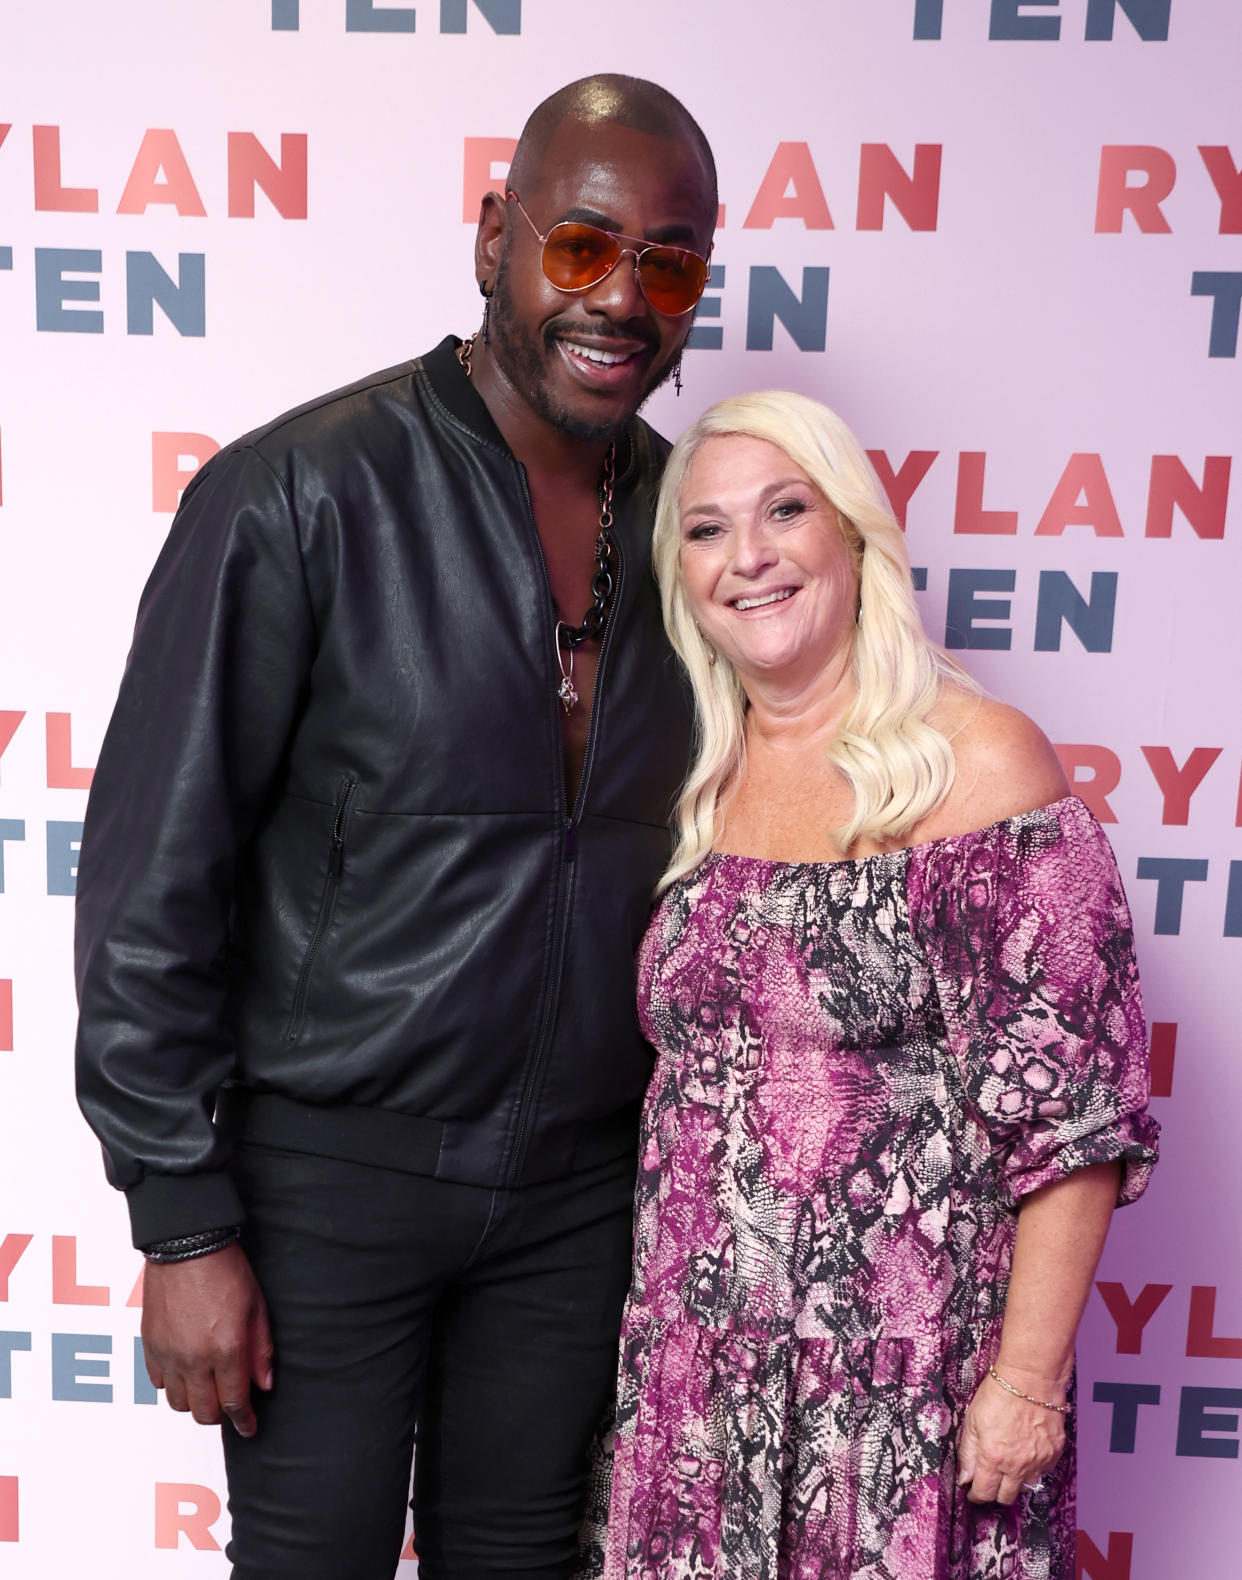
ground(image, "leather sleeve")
xmin=74 ymin=444 xmax=316 ymax=1247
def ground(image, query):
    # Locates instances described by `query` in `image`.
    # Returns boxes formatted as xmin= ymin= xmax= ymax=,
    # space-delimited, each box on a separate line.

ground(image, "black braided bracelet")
xmin=142 ymin=1226 xmax=241 ymax=1264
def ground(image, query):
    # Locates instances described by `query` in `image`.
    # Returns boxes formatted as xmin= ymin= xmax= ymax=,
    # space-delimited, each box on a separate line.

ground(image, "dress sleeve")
xmin=907 ymin=796 xmax=1159 ymax=1208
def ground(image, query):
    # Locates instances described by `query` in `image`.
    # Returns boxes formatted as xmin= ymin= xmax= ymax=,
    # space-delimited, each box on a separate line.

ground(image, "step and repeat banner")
xmin=0 ymin=3 xmax=1238 ymax=1576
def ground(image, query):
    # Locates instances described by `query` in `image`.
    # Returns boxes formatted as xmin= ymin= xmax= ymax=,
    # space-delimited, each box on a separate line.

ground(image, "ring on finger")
xmin=1022 ymin=1480 xmax=1043 ymax=1492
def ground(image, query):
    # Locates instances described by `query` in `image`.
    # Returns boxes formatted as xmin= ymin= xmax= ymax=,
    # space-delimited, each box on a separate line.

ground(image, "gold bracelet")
xmin=987 ymin=1365 xmax=1071 ymax=1415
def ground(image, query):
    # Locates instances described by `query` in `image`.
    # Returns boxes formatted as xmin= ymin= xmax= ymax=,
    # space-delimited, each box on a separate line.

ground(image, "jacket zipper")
xmin=286 ymin=776 xmax=358 ymax=1039
xmin=506 ymin=466 xmax=626 ymax=1182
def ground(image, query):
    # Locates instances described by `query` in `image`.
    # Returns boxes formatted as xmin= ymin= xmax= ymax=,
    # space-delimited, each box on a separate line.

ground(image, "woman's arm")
xmin=958 ymin=1160 xmax=1120 ymax=1504
xmin=906 ymin=703 xmax=1158 ymax=1503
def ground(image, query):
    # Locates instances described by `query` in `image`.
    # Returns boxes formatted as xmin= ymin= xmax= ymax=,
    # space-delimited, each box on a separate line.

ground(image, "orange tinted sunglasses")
xmin=506 ymin=190 xmax=711 ymax=317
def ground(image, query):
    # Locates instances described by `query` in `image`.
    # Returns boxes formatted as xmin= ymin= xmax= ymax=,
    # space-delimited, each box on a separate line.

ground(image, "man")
xmin=74 ymin=75 xmax=717 ymax=1580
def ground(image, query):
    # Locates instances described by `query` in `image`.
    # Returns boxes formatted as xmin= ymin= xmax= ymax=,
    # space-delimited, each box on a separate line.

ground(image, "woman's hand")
xmin=955 ymin=1163 xmax=1120 ymax=1505
xmin=956 ymin=1367 xmax=1067 ymax=1505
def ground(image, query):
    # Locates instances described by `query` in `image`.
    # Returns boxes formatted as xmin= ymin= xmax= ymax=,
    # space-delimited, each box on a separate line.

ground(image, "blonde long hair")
xmin=654 ymin=389 xmax=974 ymax=889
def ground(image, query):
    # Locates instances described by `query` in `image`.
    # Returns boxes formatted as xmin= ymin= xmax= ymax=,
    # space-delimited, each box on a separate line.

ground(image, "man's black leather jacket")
xmin=74 ymin=337 xmax=694 ymax=1248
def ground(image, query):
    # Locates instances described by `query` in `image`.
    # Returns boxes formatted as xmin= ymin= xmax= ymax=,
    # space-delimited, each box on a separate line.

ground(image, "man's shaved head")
xmin=508 ymin=74 xmax=717 ymax=221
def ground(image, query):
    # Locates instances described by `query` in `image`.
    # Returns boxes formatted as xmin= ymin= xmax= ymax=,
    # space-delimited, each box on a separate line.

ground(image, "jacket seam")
xmin=238 ymin=442 xmax=319 ymax=645
xmin=314 ymin=804 xmax=669 ymax=830
xmin=247 ymin=363 xmax=419 ymax=449
xmin=281 ymin=788 xmax=347 ymax=810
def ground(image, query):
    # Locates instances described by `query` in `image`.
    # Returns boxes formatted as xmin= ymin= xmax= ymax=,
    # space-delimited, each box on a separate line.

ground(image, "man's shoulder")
xmin=236 ymin=355 xmax=427 ymax=464
xmin=174 ymin=348 xmax=453 ymax=518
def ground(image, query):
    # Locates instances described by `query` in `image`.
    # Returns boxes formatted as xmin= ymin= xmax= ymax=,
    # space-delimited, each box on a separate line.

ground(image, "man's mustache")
xmin=544 ymin=318 xmax=659 ymax=353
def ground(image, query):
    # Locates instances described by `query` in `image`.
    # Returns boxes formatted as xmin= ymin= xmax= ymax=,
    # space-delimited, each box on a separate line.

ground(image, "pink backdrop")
xmin=1 ymin=3 xmax=1238 ymax=1575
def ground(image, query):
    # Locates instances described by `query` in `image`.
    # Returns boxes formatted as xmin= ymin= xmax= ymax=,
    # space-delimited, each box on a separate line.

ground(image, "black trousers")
xmin=222 ymin=1141 xmax=636 ymax=1579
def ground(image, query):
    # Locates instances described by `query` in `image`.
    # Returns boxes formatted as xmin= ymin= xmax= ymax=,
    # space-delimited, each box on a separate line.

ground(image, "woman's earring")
xmin=696 ymin=625 xmax=717 ymax=665
xmin=479 ymin=280 xmax=492 ymax=346
xmin=673 ymin=357 xmax=684 ymax=397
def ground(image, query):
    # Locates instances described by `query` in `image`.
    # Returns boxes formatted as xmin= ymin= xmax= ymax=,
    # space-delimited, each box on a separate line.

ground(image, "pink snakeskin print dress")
xmin=581 ymin=795 xmax=1158 ymax=1580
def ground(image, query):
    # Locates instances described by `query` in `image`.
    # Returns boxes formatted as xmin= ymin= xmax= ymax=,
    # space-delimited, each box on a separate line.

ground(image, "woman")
xmin=581 ymin=392 xmax=1158 ymax=1579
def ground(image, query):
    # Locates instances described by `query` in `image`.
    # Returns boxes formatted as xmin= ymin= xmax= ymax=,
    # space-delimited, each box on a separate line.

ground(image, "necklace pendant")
xmin=558 ymin=676 xmax=579 ymax=713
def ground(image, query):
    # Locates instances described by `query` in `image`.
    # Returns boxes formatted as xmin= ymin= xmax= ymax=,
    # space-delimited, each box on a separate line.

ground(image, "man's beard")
xmin=486 ymin=259 xmax=678 ymax=443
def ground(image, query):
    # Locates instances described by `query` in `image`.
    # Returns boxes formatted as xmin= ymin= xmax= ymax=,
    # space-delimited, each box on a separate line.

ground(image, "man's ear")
xmin=474 ymin=190 xmax=508 ymax=289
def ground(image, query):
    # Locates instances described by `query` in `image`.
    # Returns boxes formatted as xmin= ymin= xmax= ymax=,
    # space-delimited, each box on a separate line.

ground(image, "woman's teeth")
xmin=733 ymin=589 xmax=795 ymax=611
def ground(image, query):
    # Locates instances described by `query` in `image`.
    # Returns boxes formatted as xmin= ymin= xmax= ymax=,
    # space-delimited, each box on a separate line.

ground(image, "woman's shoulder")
xmin=915 ymin=689 xmax=1070 ymax=842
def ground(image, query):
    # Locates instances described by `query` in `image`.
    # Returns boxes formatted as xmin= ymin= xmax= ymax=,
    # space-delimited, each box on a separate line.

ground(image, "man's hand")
xmin=141 ymin=1242 xmax=274 ymax=1438
xmin=957 ymin=1368 xmax=1067 ymax=1505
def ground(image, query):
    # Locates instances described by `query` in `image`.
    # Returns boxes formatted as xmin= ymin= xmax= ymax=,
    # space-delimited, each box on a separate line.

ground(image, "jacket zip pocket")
xmin=285 ymin=777 xmax=358 ymax=1040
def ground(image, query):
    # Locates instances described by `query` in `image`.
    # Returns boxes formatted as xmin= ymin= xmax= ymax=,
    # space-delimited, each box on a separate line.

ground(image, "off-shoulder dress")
xmin=581 ymin=795 xmax=1158 ymax=1580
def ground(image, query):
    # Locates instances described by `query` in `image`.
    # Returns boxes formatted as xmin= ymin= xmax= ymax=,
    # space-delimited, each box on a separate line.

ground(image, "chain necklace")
xmin=458 ymin=335 xmax=617 ymax=714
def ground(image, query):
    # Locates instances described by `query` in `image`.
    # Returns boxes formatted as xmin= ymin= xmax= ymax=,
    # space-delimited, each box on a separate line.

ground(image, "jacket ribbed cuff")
xmin=124 ymin=1169 xmax=246 ymax=1250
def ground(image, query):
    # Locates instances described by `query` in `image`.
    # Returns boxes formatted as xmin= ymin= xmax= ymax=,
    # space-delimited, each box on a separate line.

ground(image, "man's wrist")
xmin=141 ymin=1226 xmax=241 ymax=1264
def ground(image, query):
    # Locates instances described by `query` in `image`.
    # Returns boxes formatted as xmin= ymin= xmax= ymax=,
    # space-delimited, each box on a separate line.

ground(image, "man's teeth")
xmin=734 ymin=589 xmax=795 ymax=611
xmin=566 ymin=343 xmax=633 ymax=366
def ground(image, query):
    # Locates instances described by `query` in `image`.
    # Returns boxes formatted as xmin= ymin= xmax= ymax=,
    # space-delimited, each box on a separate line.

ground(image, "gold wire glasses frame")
xmin=505 ymin=190 xmax=712 ymax=317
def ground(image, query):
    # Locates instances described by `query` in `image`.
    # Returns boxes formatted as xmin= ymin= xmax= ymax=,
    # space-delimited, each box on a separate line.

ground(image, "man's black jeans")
xmin=222 ymin=1140 xmax=636 ymax=1579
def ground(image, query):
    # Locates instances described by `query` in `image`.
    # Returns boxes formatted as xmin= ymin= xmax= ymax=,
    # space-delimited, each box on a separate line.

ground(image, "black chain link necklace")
xmin=458 ymin=335 xmax=617 ymax=714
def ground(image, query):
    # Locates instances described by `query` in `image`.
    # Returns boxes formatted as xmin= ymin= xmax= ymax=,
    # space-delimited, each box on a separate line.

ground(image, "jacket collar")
xmin=419 ymin=335 xmax=641 ymax=488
